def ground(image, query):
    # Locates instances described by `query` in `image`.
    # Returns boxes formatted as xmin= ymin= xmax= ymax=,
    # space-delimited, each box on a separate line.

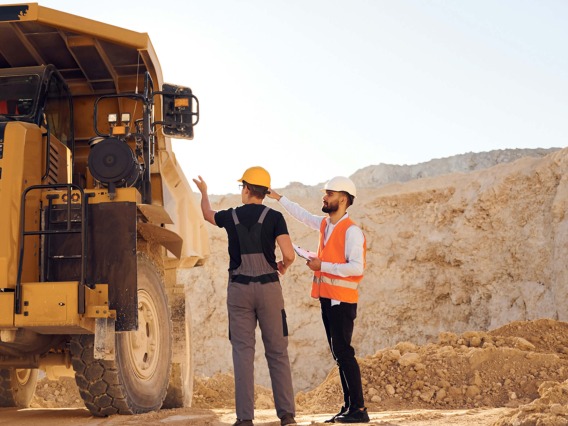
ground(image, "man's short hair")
xmin=243 ymin=181 xmax=268 ymax=199
xmin=341 ymin=191 xmax=354 ymax=207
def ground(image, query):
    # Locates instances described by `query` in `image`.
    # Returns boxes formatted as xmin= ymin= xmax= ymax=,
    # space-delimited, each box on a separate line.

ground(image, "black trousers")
xmin=320 ymin=297 xmax=364 ymax=409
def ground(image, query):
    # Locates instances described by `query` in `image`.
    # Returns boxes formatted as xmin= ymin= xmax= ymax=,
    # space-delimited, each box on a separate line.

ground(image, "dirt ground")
xmin=0 ymin=406 xmax=512 ymax=426
xmin=2 ymin=319 xmax=567 ymax=425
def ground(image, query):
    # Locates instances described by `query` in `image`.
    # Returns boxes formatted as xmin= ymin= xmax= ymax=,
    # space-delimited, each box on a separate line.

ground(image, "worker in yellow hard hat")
xmin=193 ymin=167 xmax=297 ymax=426
xmin=268 ymin=176 xmax=369 ymax=424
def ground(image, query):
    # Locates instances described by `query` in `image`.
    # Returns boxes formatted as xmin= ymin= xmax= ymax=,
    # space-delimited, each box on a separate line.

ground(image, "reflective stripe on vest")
xmin=311 ymin=217 xmax=366 ymax=303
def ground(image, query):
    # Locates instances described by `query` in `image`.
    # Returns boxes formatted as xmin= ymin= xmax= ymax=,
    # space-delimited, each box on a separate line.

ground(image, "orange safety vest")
xmin=311 ymin=217 xmax=366 ymax=303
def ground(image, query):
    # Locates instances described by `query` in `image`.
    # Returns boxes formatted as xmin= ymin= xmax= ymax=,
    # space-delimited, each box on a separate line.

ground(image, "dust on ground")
xmin=27 ymin=319 xmax=568 ymax=425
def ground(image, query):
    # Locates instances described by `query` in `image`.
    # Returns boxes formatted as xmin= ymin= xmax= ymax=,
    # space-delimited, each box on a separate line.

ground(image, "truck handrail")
xmin=16 ymin=184 xmax=90 ymax=315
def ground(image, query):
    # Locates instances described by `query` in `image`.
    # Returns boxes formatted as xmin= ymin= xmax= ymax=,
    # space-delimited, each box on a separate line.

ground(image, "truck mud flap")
xmin=47 ymin=201 xmax=137 ymax=331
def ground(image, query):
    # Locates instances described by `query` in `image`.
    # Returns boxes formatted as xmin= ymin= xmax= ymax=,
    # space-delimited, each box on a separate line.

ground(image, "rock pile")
xmin=31 ymin=376 xmax=82 ymax=408
xmin=296 ymin=319 xmax=568 ymax=414
xmin=494 ymin=379 xmax=568 ymax=426
xmin=192 ymin=373 xmax=274 ymax=410
xmin=190 ymin=318 xmax=568 ymax=423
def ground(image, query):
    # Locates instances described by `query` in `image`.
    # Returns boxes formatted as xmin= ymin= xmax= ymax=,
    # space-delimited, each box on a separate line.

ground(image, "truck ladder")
xmin=15 ymin=184 xmax=90 ymax=315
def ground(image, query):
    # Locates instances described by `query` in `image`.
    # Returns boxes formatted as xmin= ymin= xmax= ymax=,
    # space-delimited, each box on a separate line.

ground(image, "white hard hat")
xmin=324 ymin=176 xmax=357 ymax=197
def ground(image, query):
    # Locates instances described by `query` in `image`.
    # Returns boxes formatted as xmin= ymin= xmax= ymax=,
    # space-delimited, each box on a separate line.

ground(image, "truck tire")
xmin=70 ymin=255 xmax=172 ymax=416
xmin=162 ymin=291 xmax=194 ymax=408
xmin=0 ymin=368 xmax=39 ymax=407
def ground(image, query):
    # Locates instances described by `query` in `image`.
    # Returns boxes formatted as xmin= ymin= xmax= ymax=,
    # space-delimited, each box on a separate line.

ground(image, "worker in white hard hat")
xmin=268 ymin=176 xmax=369 ymax=424
xmin=193 ymin=167 xmax=297 ymax=426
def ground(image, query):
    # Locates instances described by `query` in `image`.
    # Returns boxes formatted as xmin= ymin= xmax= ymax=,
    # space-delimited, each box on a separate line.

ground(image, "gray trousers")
xmin=228 ymin=279 xmax=295 ymax=420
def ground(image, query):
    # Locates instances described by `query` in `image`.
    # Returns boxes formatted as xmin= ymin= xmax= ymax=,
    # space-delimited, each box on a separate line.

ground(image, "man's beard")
xmin=322 ymin=200 xmax=339 ymax=214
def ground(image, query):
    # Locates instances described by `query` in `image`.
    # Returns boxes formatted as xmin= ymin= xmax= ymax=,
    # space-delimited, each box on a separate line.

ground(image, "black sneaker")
xmin=280 ymin=413 xmax=297 ymax=425
xmin=232 ymin=420 xmax=253 ymax=426
xmin=335 ymin=407 xmax=370 ymax=423
xmin=324 ymin=406 xmax=347 ymax=423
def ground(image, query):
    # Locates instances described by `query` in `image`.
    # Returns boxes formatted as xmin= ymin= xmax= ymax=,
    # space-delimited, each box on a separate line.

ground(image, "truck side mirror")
xmin=159 ymin=83 xmax=199 ymax=140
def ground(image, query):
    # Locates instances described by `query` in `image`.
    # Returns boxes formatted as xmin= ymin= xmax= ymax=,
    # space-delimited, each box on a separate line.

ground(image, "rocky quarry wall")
xmin=180 ymin=147 xmax=568 ymax=393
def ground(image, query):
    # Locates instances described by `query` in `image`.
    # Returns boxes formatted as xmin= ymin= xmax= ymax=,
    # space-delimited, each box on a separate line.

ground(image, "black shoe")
xmin=335 ymin=407 xmax=370 ymax=423
xmin=233 ymin=420 xmax=253 ymax=426
xmin=324 ymin=406 xmax=347 ymax=423
xmin=280 ymin=413 xmax=297 ymax=425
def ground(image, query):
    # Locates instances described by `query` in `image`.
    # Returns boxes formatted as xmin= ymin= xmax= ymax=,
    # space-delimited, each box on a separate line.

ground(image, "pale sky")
xmin=30 ymin=1 xmax=568 ymax=194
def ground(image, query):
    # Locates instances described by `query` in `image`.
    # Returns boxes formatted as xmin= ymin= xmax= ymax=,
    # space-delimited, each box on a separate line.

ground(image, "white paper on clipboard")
xmin=293 ymin=244 xmax=317 ymax=260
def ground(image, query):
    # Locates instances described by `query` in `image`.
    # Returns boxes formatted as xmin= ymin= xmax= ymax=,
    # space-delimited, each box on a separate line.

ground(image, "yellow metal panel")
xmin=13 ymin=282 xmax=110 ymax=334
xmin=41 ymin=187 xmax=141 ymax=206
xmin=0 ymin=122 xmax=43 ymax=289
xmin=42 ymin=134 xmax=71 ymax=184
xmin=84 ymin=284 xmax=114 ymax=318
xmin=111 ymin=126 xmax=126 ymax=135
xmin=15 ymin=282 xmax=75 ymax=327
xmin=0 ymin=292 xmax=15 ymax=327
xmin=85 ymin=283 xmax=108 ymax=307
xmin=137 ymin=204 xmax=174 ymax=225
xmin=1 ymin=3 xmax=163 ymax=94
xmin=138 ymin=223 xmax=183 ymax=259
xmin=159 ymin=151 xmax=211 ymax=262
xmin=0 ymin=258 xmax=7 ymax=289
xmin=87 ymin=187 xmax=141 ymax=204
xmin=7 ymin=3 xmax=149 ymax=49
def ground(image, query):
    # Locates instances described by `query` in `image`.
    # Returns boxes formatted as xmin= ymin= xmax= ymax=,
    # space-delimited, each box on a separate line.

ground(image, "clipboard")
xmin=293 ymin=244 xmax=317 ymax=260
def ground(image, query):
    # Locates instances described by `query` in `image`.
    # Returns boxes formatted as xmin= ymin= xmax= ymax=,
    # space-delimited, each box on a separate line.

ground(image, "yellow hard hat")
xmin=238 ymin=166 xmax=271 ymax=188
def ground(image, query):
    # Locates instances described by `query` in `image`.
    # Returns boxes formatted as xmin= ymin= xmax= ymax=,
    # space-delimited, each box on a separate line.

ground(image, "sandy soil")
xmin=5 ymin=318 xmax=564 ymax=425
xmin=0 ymin=406 xmax=512 ymax=426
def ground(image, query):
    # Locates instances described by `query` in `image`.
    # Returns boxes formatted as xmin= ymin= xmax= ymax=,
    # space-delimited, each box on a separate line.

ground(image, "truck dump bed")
xmin=0 ymin=3 xmax=209 ymax=265
xmin=0 ymin=3 xmax=158 ymax=98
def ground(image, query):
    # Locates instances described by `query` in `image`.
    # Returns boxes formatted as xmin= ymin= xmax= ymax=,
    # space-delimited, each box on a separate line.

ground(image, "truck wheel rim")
xmin=15 ymin=369 xmax=31 ymax=386
xmin=126 ymin=289 xmax=160 ymax=380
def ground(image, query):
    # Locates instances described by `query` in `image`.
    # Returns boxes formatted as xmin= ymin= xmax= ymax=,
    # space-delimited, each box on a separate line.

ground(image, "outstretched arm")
xmin=192 ymin=175 xmax=217 ymax=225
xmin=268 ymin=188 xmax=324 ymax=231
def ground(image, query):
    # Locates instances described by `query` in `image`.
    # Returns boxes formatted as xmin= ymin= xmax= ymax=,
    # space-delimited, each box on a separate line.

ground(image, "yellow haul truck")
xmin=0 ymin=3 xmax=209 ymax=416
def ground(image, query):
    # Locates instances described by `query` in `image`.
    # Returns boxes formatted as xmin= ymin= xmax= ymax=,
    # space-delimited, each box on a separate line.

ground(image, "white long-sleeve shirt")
xmin=279 ymin=196 xmax=365 ymax=278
